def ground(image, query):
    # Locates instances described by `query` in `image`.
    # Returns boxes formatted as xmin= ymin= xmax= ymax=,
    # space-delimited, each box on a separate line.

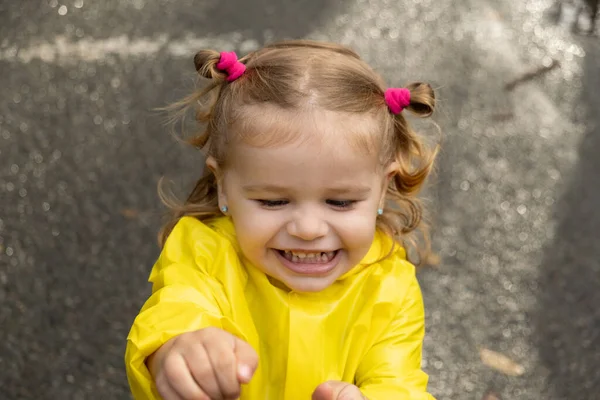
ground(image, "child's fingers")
xmin=312 ymin=381 xmax=365 ymax=400
xmin=312 ymin=382 xmax=335 ymax=400
xmin=203 ymin=336 xmax=241 ymax=399
xmin=155 ymin=379 xmax=185 ymax=400
xmin=183 ymin=342 xmax=221 ymax=399
xmin=159 ymin=353 xmax=207 ymax=400
xmin=232 ymin=336 xmax=258 ymax=383
xmin=336 ymin=383 xmax=365 ymax=400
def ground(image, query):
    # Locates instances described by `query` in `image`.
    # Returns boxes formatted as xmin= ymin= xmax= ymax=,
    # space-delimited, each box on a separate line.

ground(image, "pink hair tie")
xmin=385 ymin=88 xmax=411 ymax=114
xmin=217 ymin=51 xmax=246 ymax=82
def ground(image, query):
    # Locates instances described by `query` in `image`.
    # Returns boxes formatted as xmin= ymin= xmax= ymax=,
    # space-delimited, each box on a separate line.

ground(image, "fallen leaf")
xmin=481 ymin=389 xmax=501 ymax=400
xmin=120 ymin=209 xmax=139 ymax=218
xmin=479 ymin=347 xmax=525 ymax=376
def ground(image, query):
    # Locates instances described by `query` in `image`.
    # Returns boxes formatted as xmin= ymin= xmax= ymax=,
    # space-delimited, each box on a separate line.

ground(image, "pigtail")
xmin=194 ymin=50 xmax=228 ymax=81
xmin=378 ymin=82 xmax=439 ymax=265
xmin=391 ymin=83 xmax=437 ymax=195
xmin=156 ymin=49 xmax=237 ymax=246
xmin=404 ymin=82 xmax=435 ymax=117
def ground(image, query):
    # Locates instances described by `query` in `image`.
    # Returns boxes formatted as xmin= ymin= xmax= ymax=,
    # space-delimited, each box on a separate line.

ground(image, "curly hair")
xmin=158 ymin=40 xmax=439 ymax=266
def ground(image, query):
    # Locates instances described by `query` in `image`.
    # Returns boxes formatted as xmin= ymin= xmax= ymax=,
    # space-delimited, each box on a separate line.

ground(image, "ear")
xmin=379 ymin=161 xmax=399 ymax=208
xmin=384 ymin=161 xmax=399 ymax=182
xmin=205 ymin=156 xmax=227 ymax=205
xmin=205 ymin=156 xmax=220 ymax=178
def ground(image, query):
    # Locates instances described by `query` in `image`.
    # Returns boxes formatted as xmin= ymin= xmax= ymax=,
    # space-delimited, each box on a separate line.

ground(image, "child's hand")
xmin=148 ymin=327 xmax=258 ymax=400
xmin=312 ymin=381 xmax=366 ymax=400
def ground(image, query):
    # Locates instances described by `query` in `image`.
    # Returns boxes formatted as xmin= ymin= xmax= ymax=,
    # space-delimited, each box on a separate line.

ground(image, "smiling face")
xmin=208 ymin=108 xmax=396 ymax=293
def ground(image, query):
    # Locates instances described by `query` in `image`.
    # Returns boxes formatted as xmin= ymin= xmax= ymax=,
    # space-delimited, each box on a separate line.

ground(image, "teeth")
xmin=282 ymin=250 xmax=337 ymax=263
xmin=289 ymin=251 xmax=321 ymax=258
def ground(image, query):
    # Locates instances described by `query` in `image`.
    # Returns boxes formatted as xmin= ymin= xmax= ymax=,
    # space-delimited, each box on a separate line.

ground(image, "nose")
xmin=286 ymin=208 xmax=329 ymax=241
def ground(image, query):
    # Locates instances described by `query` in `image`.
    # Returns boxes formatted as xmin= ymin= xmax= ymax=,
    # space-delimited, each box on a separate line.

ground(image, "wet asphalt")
xmin=1 ymin=0 xmax=599 ymax=399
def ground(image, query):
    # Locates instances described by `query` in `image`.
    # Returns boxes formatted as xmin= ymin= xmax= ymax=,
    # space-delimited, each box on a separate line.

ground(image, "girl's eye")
xmin=326 ymin=199 xmax=357 ymax=209
xmin=256 ymin=199 xmax=288 ymax=208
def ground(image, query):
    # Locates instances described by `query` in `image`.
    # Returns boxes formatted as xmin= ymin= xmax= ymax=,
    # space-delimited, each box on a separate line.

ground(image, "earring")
xmin=377 ymin=208 xmax=383 ymax=216
xmin=220 ymin=205 xmax=229 ymax=214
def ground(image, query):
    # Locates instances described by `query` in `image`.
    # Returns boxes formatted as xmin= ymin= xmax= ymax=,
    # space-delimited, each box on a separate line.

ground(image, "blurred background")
xmin=1 ymin=0 xmax=599 ymax=399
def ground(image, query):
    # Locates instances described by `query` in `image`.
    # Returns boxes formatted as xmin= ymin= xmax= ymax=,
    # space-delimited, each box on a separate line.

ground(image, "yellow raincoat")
xmin=125 ymin=216 xmax=435 ymax=399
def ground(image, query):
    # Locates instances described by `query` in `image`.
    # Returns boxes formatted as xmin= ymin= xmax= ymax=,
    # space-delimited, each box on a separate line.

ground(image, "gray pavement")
xmin=1 ymin=0 xmax=598 ymax=399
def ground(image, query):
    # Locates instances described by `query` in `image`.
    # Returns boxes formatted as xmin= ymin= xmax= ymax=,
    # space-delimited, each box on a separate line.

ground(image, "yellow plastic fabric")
xmin=125 ymin=216 xmax=435 ymax=400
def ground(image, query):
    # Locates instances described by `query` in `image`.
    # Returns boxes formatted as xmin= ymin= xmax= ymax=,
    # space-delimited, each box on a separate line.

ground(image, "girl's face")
xmin=209 ymin=110 xmax=397 ymax=293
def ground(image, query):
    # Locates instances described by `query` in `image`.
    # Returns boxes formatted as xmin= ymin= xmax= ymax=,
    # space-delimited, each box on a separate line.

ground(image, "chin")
xmin=282 ymin=277 xmax=337 ymax=293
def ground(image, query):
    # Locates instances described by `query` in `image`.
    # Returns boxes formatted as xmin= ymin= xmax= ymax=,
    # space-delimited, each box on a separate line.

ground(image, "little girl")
xmin=125 ymin=40 xmax=438 ymax=400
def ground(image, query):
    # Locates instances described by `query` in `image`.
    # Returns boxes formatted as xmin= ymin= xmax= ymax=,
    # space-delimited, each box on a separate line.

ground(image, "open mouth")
xmin=273 ymin=249 xmax=342 ymax=275
xmin=276 ymin=249 xmax=339 ymax=264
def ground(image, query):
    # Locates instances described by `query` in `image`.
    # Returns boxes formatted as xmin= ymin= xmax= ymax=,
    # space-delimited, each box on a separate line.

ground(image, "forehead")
xmin=229 ymin=105 xmax=384 ymax=157
xmin=227 ymin=139 xmax=381 ymax=190
xmin=225 ymin=113 xmax=383 ymax=189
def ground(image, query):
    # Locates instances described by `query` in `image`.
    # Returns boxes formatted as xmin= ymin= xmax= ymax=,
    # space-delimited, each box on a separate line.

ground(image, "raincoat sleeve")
xmin=125 ymin=218 xmax=232 ymax=400
xmin=356 ymin=274 xmax=436 ymax=400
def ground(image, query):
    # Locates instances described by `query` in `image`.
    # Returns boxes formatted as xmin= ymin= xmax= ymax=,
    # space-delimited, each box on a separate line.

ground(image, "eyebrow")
xmin=242 ymin=184 xmax=372 ymax=195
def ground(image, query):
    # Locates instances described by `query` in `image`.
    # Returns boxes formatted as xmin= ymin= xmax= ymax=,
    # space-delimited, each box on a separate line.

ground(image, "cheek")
xmin=231 ymin=210 xmax=280 ymax=251
xmin=337 ymin=213 xmax=377 ymax=248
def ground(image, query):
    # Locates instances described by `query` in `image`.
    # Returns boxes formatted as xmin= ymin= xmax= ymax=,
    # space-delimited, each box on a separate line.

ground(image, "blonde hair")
xmin=159 ymin=40 xmax=439 ymax=265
